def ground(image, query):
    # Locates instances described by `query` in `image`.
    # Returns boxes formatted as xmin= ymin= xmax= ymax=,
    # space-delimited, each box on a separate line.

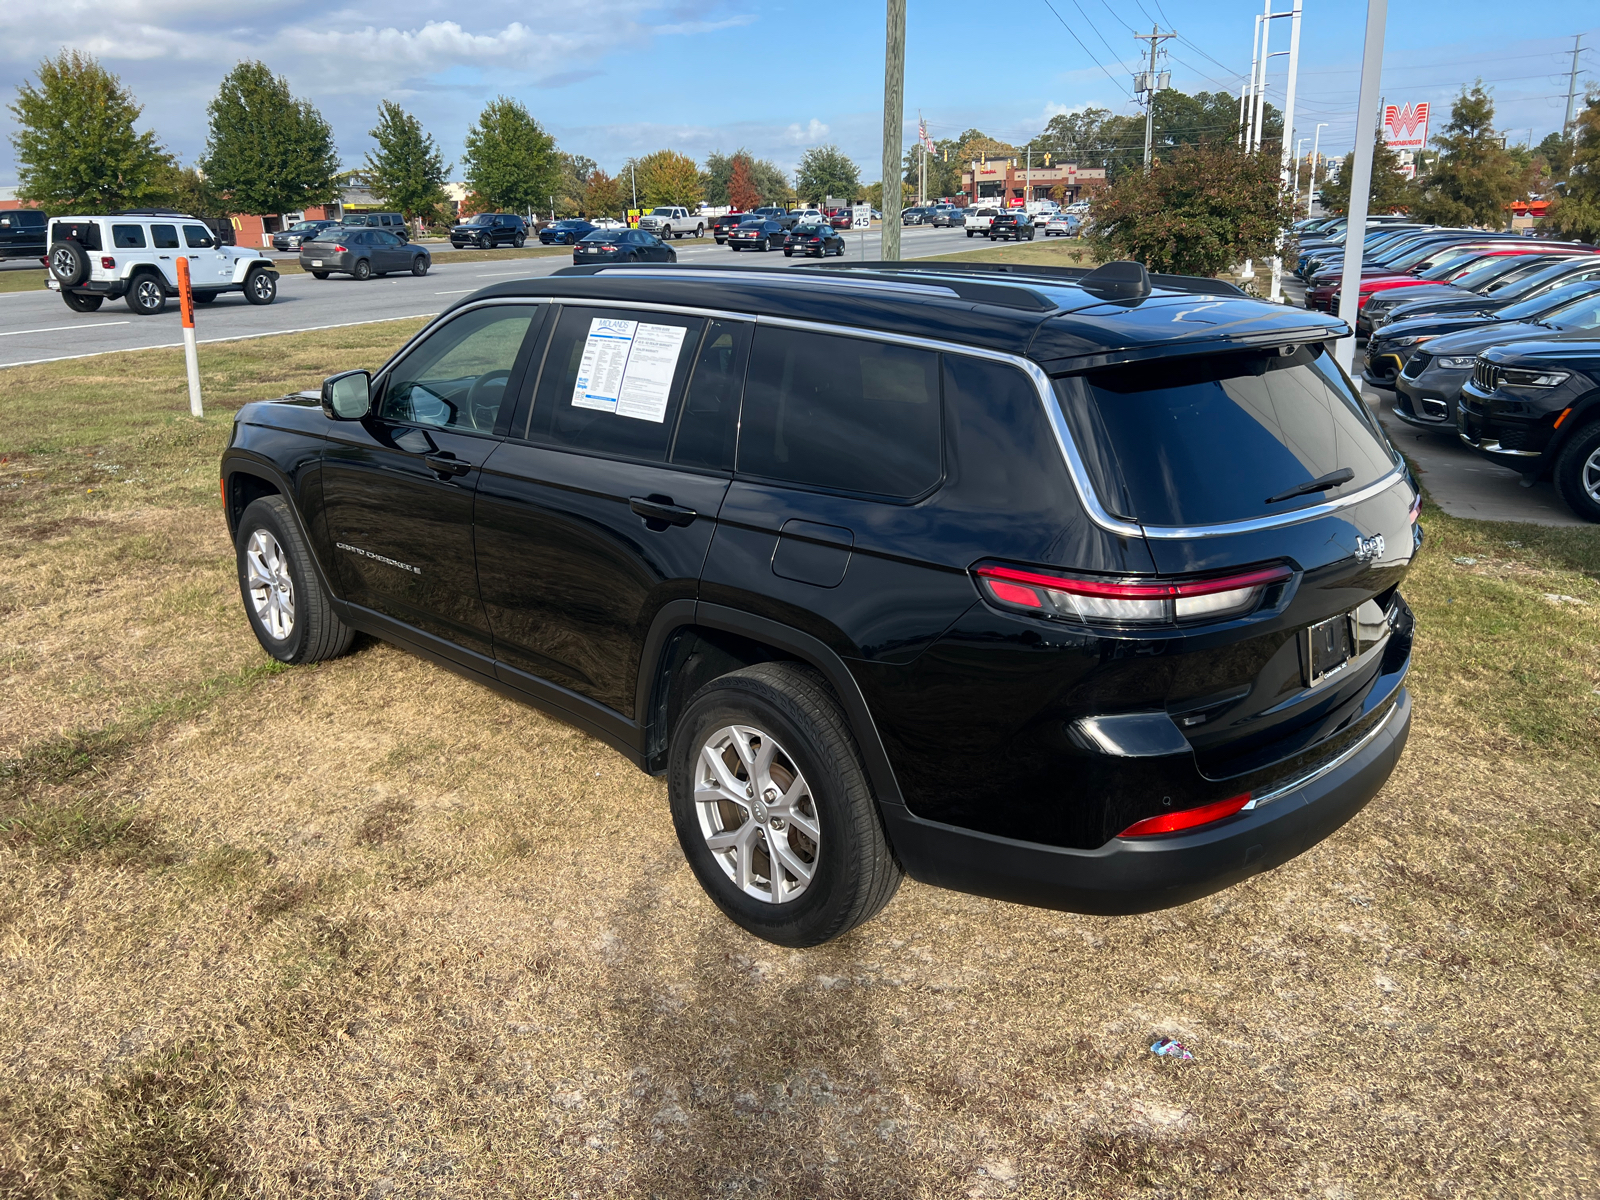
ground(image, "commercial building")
xmin=960 ymin=156 xmax=1106 ymax=206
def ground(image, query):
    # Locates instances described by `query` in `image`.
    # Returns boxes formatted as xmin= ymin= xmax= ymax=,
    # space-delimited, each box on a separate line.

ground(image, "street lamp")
xmin=1311 ymin=121 xmax=1328 ymax=199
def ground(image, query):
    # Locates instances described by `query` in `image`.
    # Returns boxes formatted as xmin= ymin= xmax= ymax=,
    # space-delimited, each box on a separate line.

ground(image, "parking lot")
xmin=0 ymin=225 xmax=1019 ymax=369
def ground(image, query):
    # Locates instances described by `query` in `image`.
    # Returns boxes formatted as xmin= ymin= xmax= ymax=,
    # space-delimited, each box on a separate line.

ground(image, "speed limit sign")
xmin=852 ymin=205 xmax=871 ymax=229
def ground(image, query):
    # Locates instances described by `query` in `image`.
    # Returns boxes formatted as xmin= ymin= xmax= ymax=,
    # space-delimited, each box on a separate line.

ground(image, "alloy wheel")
xmin=694 ymin=724 xmax=820 ymax=904
xmin=1584 ymin=446 xmax=1600 ymax=505
xmin=245 ymin=529 xmax=295 ymax=641
xmin=134 ymin=278 xmax=164 ymax=312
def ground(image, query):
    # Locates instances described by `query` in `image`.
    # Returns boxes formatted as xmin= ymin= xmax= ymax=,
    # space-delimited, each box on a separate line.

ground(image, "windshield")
xmin=1500 ymin=282 xmax=1600 ymax=322
xmin=1540 ymin=291 xmax=1600 ymax=331
xmin=1493 ymin=260 xmax=1594 ymax=302
xmin=465 ymin=214 xmax=495 ymax=225
xmin=1450 ymin=255 xmax=1540 ymax=292
xmin=288 ymin=221 xmax=326 ymax=232
xmin=649 ymin=208 xmax=675 ymax=215
xmin=1054 ymin=344 xmax=1396 ymax=526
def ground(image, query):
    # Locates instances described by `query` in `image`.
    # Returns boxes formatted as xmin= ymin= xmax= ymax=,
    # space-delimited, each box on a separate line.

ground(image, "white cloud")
xmin=784 ymin=118 xmax=830 ymax=145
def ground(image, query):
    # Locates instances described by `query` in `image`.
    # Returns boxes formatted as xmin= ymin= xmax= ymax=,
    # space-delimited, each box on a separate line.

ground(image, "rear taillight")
xmin=1119 ymin=793 xmax=1251 ymax=837
xmin=330 ymin=244 xmax=347 ymax=253
xmin=100 ymin=256 xmax=115 ymax=269
xmin=974 ymin=563 xmax=1291 ymax=626
xmin=1408 ymin=492 xmax=1422 ymax=524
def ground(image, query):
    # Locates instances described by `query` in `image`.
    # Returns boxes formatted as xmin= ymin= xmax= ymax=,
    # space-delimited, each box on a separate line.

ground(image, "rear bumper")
xmin=881 ymin=689 xmax=1410 ymax=916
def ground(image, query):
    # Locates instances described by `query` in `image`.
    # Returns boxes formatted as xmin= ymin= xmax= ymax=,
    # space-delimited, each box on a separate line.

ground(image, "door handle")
xmin=630 ymin=496 xmax=697 ymax=527
xmin=424 ymin=453 xmax=472 ymax=479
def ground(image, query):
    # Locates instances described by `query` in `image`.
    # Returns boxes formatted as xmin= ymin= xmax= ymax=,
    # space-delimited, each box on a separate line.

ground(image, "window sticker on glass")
xmin=570 ymin=318 xmax=688 ymax=423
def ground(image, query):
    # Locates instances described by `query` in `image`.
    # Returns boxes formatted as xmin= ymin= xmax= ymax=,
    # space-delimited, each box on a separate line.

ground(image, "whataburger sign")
xmin=1383 ymin=102 xmax=1430 ymax=150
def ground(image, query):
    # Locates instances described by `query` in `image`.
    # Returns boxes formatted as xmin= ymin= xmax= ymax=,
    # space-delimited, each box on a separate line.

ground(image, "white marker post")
xmin=176 ymin=256 xmax=202 ymax=418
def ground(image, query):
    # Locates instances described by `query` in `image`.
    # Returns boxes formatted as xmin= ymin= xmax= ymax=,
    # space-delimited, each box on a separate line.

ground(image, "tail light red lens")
xmin=973 ymin=563 xmax=1291 ymax=626
xmin=100 ymin=256 xmax=116 ymax=269
xmin=1408 ymin=492 xmax=1422 ymax=524
xmin=330 ymin=244 xmax=348 ymax=253
xmin=1119 ymin=793 xmax=1251 ymax=837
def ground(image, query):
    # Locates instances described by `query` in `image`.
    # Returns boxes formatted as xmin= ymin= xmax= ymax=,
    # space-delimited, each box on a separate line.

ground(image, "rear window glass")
xmin=1054 ymin=345 xmax=1396 ymax=527
xmin=738 ymin=327 xmax=942 ymax=500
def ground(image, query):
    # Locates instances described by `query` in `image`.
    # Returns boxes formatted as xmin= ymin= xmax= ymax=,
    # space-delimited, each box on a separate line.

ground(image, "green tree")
xmin=796 ymin=144 xmax=860 ymax=204
xmin=1086 ymin=142 xmax=1294 ymax=276
xmin=152 ymin=160 xmax=224 ymax=217
xmin=1028 ymin=92 xmax=1280 ymax=180
xmin=633 ymin=150 xmax=703 ymax=208
xmin=1411 ymin=83 xmax=1532 ymax=227
xmin=704 ymin=149 xmax=788 ymax=206
xmin=199 ymin=61 xmax=339 ymax=215
xmin=7 ymin=51 xmax=166 ymax=211
xmin=557 ymin=153 xmax=597 ymax=215
xmin=461 ymin=96 xmax=560 ymax=215
xmin=363 ymin=101 xmax=451 ymax=225
xmin=1317 ymin=135 xmax=1414 ymax=215
xmin=1546 ymin=91 xmax=1600 ymax=242
xmin=583 ymin=169 xmax=623 ymax=218
xmin=1534 ymin=129 xmax=1573 ymax=178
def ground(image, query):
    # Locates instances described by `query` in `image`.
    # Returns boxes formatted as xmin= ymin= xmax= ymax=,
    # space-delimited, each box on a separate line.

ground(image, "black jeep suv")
xmin=220 ymin=260 xmax=1419 ymax=946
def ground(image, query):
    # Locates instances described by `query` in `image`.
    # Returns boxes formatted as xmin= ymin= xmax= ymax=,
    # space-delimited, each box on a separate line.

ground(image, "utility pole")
xmin=1133 ymin=25 xmax=1175 ymax=171
xmin=1563 ymin=34 xmax=1584 ymax=145
xmin=1335 ymin=0 xmax=1389 ymax=377
xmin=1270 ymin=0 xmax=1302 ymax=303
xmin=881 ymin=0 xmax=906 ymax=260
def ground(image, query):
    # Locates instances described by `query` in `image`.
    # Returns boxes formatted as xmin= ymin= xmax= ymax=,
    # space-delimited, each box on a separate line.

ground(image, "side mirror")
xmin=322 ymin=370 xmax=371 ymax=420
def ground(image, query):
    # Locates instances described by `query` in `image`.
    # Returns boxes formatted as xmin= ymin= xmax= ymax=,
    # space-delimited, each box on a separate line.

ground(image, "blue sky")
xmin=2 ymin=1 xmax=1597 ymax=187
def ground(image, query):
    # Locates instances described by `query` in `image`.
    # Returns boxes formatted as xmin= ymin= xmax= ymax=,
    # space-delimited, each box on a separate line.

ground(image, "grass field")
xmin=1 ymin=319 xmax=1598 ymax=1198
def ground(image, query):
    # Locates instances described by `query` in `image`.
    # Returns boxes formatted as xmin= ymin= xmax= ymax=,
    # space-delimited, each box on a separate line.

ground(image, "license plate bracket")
xmin=311 ymin=259 xmax=323 ymax=266
xmin=1303 ymin=611 xmax=1356 ymax=686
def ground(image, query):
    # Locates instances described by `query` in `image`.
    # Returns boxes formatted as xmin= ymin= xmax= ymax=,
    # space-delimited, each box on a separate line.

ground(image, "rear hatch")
xmin=1047 ymin=337 xmax=1416 ymax=791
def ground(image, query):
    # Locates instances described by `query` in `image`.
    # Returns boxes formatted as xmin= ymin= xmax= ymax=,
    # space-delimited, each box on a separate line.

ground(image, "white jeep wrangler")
xmin=46 ymin=210 xmax=279 ymax=315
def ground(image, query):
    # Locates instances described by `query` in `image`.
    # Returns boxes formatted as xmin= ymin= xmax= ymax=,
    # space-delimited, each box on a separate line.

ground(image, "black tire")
xmin=967 ymin=230 xmax=974 ymax=238
xmin=61 ymin=290 xmax=103 ymax=312
xmin=193 ymin=292 xmax=218 ymax=304
xmin=125 ymin=272 xmax=166 ymax=316
xmin=784 ymin=249 xmax=794 ymax=258
xmin=731 ymin=244 xmax=742 ymax=252
xmin=351 ymin=259 xmax=372 ymax=281
xmin=243 ymin=267 xmax=276 ymax=305
xmin=514 ymin=235 xmax=526 ymax=248
xmin=235 ymin=495 xmax=355 ymax=666
xmin=49 ymin=240 xmax=89 ymax=286
xmin=311 ymin=271 xmax=330 ymax=280
xmin=667 ymin=663 xmax=903 ymax=947
xmin=760 ymin=237 xmax=771 ymax=252
xmin=1553 ymin=421 xmax=1600 ymax=523
xmin=412 ymin=255 xmax=429 ymax=276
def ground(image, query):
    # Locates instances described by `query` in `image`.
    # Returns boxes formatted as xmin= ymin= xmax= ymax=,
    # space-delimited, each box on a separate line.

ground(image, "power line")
xmin=1040 ymin=0 xmax=1135 ymax=97
xmin=1069 ymin=0 xmax=1133 ymax=68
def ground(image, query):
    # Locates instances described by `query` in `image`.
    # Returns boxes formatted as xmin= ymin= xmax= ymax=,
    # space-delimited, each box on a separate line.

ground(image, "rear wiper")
xmin=1265 ymin=468 xmax=1355 ymax=504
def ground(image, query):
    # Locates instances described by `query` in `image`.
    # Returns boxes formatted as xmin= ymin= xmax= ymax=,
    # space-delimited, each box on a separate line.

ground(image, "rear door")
xmin=148 ymin=223 xmax=183 ymax=287
xmin=475 ymin=305 xmax=742 ymax=717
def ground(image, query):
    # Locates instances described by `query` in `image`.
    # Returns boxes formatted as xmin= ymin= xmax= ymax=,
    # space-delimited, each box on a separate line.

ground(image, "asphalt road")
xmin=0 ymin=225 xmax=1041 ymax=368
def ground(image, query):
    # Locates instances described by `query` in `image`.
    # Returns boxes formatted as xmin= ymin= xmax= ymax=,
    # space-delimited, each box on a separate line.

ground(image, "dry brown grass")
xmin=1 ymin=324 xmax=1598 ymax=1198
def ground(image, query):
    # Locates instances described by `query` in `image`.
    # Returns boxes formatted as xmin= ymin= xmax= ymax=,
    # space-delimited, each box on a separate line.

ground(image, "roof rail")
xmin=107 ymin=208 xmax=195 ymax=218
xmin=819 ymin=260 xmax=1247 ymax=298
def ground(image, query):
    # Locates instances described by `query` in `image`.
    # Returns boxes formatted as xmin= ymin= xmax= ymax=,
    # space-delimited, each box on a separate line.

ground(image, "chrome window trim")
xmin=383 ymin=297 xmax=1411 ymax=541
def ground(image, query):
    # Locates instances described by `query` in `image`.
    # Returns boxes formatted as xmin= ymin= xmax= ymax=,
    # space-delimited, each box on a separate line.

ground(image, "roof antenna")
xmin=1078 ymin=260 xmax=1152 ymax=301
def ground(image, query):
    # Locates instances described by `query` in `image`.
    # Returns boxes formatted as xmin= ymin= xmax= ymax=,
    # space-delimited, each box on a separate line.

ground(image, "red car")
xmin=826 ymin=209 xmax=853 ymax=230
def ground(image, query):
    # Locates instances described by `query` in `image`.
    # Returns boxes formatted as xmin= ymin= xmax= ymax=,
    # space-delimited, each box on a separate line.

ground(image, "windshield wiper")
xmin=1265 ymin=468 xmax=1355 ymax=505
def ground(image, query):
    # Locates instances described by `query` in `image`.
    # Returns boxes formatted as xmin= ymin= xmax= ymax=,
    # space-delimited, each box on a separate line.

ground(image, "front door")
xmin=370 ymin=230 xmax=408 ymax=272
xmin=181 ymin=223 xmax=232 ymax=286
xmin=475 ymin=307 xmax=747 ymax=717
xmin=320 ymin=303 xmax=544 ymax=662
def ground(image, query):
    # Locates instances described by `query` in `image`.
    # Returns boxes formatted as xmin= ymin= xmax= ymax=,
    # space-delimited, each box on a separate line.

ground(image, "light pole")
xmin=1269 ymin=0 xmax=1301 ymax=303
xmin=1311 ymin=121 xmax=1328 ymax=199
xmin=1335 ymin=0 xmax=1389 ymax=376
xmin=1292 ymin=137 xmax=1307 ymax=207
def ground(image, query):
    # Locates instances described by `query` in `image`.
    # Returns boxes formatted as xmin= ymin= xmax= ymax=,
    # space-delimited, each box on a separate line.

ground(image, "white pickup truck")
xmin=963 ymin=207 xmax=1000 ymax=238
xmin=635 ymin=206 xmax=706 ymax=240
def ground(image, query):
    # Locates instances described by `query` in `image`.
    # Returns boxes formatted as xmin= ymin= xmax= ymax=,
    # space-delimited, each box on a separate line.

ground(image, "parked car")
xmin=827 ymin=210 xmax=853 ymax=230
xmin=0 ymin=207 xmax=48 ymax=259
xmin=46 ymin=210 xmax=278 ymax=314
xmin=963 ymin=208 xmax=999 ymax=238
xmin=636 ymin=207 xmax=705 ymax=240
xmin=540 ymin=219 xmax=597 ymax=246
xmin=220 ymin=258 xmax=1417 ymax=946
xmin=301 ymin=228 xmax=431 ymax=280
xmin=1354 ymin=252 xmax=1582 ymax=329
xmin=450 ymin=213 xmax=528 ymax=249
xmin=726 ymin=218 xmax=787 ymax=252
xmin=711 ymin=213 xmax=747 ymax=243
xmin=1043 ymin=213 xmax=1080 ymax=237
xmin=273 ymin=219 xmax=339 ymax=252
xmin=1459 ymin=337 xmax=1600 ymax=521
xmin=1377 ymin=255 xmax=1600 ymax=328
xmin=341 ymin=212 xmax=410 ymax=240
xmin=1390 ymin=285 xmax=1600 ymax=429
xmin=989 ymin=211 xmax=1035 ymax=241
xmin=571 ymin=229 xmax=676 ymax=264
xmin=784 ymin=222 xmax=846 ymax=258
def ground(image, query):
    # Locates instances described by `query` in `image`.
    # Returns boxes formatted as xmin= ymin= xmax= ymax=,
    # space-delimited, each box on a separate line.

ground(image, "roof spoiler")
xmin=820 ymin=260 xmax=1246 ymax=298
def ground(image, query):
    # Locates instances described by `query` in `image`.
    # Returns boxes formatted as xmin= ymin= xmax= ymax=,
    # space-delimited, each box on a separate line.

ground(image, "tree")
xmin=557 ymin=153 xmax=597 ymax=215
xmin=796 ymin=144 xmax=860 ymax=204
xmin=152 ymin=160 xmax=224 ymax=217
xmin=728 ymin=157 xmax=761 ymax=210
xmin=1411 ymin=83 xmax=1532 ymax=228
xmin=362 ymin=101 xmax=451 ymax=226
xmin=7 ymin=51 xmax=166 ymax=210
xmin=583 ymin=169 xmax=623 ymax=219
xmin=462 ymin=97 xmax=560 ymax=215
xmin=1535 ymin=129 xmax=1573 ymax=179
xmin=1546 ymin=91 xmax=1600 ymax=243
xmin=633 ymin=150 xmax=703 ymax=208
xmin=1028 ymin=92 xmax=1280 ymax=180
xmin=199 ymin=61 xmax=339 ymax=215
xmin=1318 ymin=135 xmax=1414 ymax=215
xmin=704 ymin=149 xmax=788 ymax=206
xmin=1086 ymin=142 xmax=1294 ymax=277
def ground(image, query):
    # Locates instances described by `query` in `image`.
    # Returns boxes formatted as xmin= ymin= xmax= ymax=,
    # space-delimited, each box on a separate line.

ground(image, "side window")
xmin=374 ymin=231 xmax=399 ymax=246
xmin=738 ymin=326 xmax=942 ymax=499
xmin=183 ymin=225 xmax=214 ymax=249
xmin=151 ymin=224 xmax=180 ymax=249
xmin=378 ymin=306 xmax=537 ymax=433
xmin=526 ymin=307 xmax=706 ymax=462
xmin=112 ymin=224 xmax=147 ymax=249
xmin=672 ymin=320 xmax=750 ymax=471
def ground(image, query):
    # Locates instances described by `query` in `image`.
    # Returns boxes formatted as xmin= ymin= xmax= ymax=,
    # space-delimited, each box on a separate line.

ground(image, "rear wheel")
xmin=61 ymin=290 xmax=103 ymax=312
xmin=668 ymin=664 xmax=902 ymax=947
xmin=351 ymin=259 xmax=372 ymax=281
xmin=311 ymin=270 xmax=329 ymax=279
xmin=236 ymin=496 xmax=356 ymax=665
xmin=125 ymin=273 xmax=166 ymax=316
xmin=1553 ymin=422 xmax=1600 ymax=523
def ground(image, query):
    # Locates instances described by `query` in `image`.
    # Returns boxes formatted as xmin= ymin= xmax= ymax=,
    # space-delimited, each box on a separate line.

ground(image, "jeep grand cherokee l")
xmin=220 ymin=259 xmax=1418 ymax=947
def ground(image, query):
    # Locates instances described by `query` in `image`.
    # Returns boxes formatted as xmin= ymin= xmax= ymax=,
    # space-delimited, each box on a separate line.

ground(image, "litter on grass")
xmin=1543 ymin=594 xmax=1590 ymax=606
xmin=1150 ymin=1037 xmax=1194 ymax=1062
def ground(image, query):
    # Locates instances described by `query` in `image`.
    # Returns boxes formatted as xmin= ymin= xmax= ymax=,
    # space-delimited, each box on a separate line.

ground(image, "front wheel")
xmin=62 ymin=291 xmax=103 ymax=312
xmin=243 ymin=268 xmax=276 ymax=305
xmin=235 ymin=495 xmax=355 ymax=665
xmin=412 ymin=255 xmax=429 ymax=276
xmin=514 ymin=235 xmax=526 ymax=248
xmin=1553 ymin=422 xmax=1600 ymax=522
xmin=667 ymin=664 xmax=903 ymax=947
